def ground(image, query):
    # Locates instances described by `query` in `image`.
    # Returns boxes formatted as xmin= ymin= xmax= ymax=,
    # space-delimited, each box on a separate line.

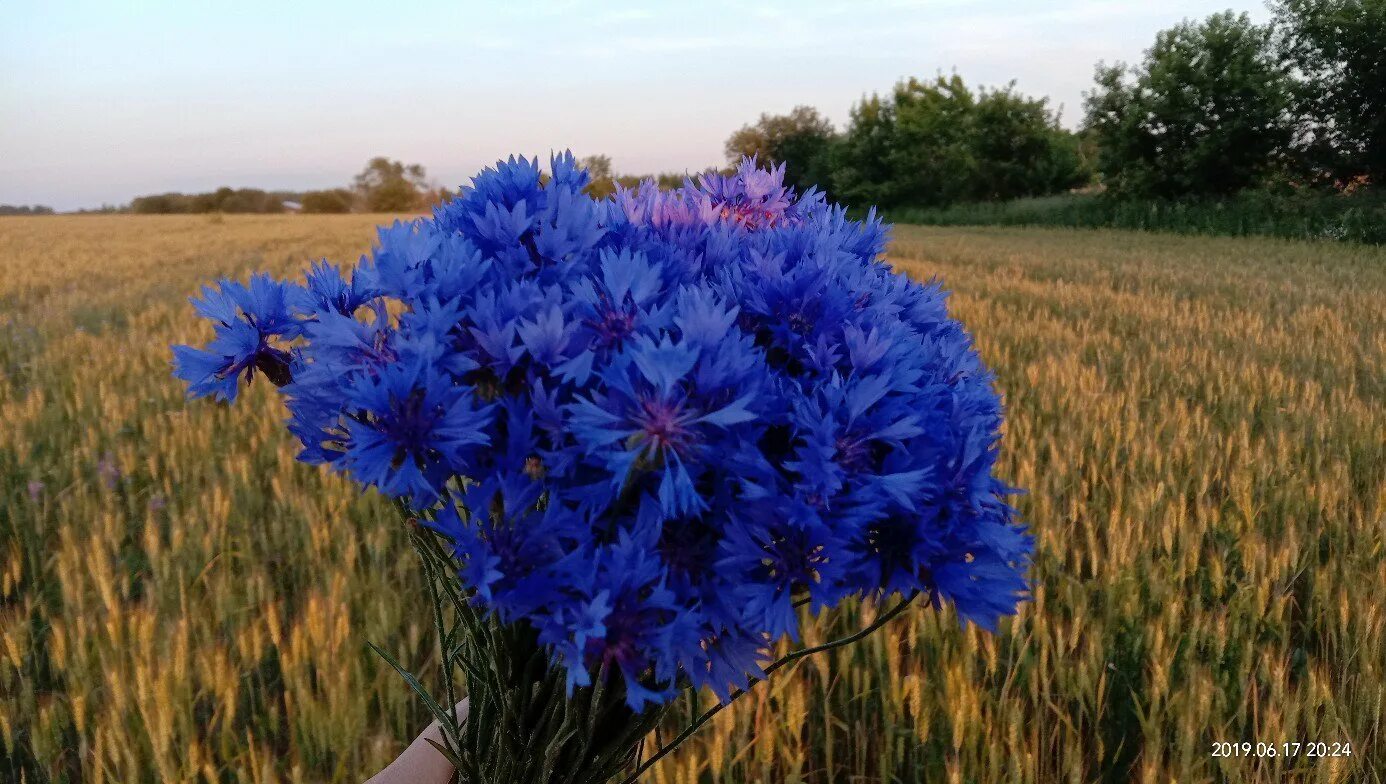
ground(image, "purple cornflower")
xmin=97 ymin=453 xmax=120 ymax=490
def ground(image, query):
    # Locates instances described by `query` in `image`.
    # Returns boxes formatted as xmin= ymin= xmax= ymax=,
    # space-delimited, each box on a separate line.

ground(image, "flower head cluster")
xmin=174 ymin=154 xmax=1031 ymax=708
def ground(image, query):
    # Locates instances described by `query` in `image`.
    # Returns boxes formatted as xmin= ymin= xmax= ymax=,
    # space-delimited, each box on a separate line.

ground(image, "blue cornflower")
xmin=338 ymin=360 xmax=495 ymax=506
xmin=299 ymin=260 xmax=376 ymax=316
xmin=570 ymin=249 xmax=670 ymax=349
xmin=570 ymin=336 xmax=757 ymax=515
xmin=554 ymin=532 xmax=680 ymax=710
xmin=174 ymin=152 xmax=1031 ymax=709
xmin=172 ymin=274 xmax=302 ymax=401
xmin=720 ymin=500 xmax=848 ymax=640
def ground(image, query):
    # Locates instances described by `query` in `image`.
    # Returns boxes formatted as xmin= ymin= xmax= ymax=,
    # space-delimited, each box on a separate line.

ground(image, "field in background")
xmin=2 ymin=216 xmax=1384 ymax=783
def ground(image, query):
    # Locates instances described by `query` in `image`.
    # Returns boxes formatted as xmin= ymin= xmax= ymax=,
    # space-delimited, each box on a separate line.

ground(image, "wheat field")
xmin=2 ymin=215 xmax=1383 ymax=783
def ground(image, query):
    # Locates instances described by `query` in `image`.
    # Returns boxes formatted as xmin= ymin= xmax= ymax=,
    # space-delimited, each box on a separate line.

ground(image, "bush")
xmin=889 ymin=189 xmax=1386 ymax=244
xmin=301 ymin=189 xmax=355 ymax=214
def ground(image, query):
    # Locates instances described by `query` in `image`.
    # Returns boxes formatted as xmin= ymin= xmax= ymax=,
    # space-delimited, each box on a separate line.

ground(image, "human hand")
xmin=365 ymin=698 xmax=469 ymax=784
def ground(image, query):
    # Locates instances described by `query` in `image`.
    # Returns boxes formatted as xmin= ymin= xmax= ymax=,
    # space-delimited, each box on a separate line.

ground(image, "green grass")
xmin=889 ymin=189 xmax=1386 ymax=244
xmin=2 ymin=216 xmax=1384 ymax=783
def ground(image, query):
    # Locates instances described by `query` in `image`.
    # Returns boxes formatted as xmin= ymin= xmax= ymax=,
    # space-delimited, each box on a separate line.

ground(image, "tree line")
xmin=131 ymin=188 xmax=302 ymax=214
xmin=724 ymin=0 xmax=1382 ymax=208
xmin=121 ymin=154 xmax=692 ymax=215
xmin=0 ymin=204 xmax=55 ymax=216
xmin=129 ymin=157 xmax=451 ymax=214
xmin=720 ymin=80 xmax=1084 ymax=209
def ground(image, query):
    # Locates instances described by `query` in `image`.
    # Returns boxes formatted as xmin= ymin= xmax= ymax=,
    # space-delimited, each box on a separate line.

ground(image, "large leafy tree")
xmin=354 ymin=157 xmax=429 ymax=212
xmin=1274 ymin=0 xmax=1386 ymax=184
xmin=888 ymin=75 xmax=979 ymax=207
xmin=1084 ymin=12 xmax=1295 ymax=197
xmin=724 ymin=105 xmax=837 ymax=194
xmin=580 ymin=155 xmax=617 ymax=198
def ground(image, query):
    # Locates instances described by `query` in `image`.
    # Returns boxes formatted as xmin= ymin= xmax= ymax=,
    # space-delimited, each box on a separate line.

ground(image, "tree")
xmin=354 ymin=157 xmax=429 ymax=212
xmin=423 ymin=187 xmax=456 ymax=209
xmin=725 ymin=105 xmax=837 ymax=193
xmin=301 ymin=188 xmax=356 ymax=214
xmin=1274 ymin=0 xmax=1386 ymax=184
xmin=971 ymin=84 xmax=1087 ymax=200
xmin=1083 ymin=12 xmax=1294 ymax=197
xmin=887 ymin=75 xmax=980 ymax=207
xmin=830 ymin=94 xmax=899 ymax=208
xmin=581 ymin=155 xmax=617 ymax=198
xmin=831 ymin=75 xmax=1085 ymax=209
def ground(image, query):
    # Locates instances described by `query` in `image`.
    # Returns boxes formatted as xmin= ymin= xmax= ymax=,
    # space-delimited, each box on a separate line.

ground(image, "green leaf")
xmin=367 ymin=640 xmax=462 ymax=743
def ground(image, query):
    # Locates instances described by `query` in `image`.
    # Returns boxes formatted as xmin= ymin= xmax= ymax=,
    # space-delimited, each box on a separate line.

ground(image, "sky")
xmin=2 ymin=0 xmax=1270 ymax=211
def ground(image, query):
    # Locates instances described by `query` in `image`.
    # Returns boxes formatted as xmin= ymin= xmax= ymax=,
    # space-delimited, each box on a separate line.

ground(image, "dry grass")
xmin=2 ymin=216 xmax=1383 ymax=783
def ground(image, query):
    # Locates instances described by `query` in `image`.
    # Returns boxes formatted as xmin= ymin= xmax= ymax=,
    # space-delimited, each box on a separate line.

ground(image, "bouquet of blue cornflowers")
xmin=174 ymin=154 xmax=1031 ymax=783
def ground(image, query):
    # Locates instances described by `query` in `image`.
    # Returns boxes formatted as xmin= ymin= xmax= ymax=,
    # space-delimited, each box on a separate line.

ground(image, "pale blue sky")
xmin=2 ymin=0 xmax=1267 ymax=211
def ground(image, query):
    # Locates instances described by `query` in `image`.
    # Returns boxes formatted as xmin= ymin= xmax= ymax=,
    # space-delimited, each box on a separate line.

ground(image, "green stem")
xmin=421 ymin=531 xmax=460 ymax=728
xmin=618 ymin=591 xmax=922 ymax=784
xmin=400 ymin=505 xmax=463 ymax=749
